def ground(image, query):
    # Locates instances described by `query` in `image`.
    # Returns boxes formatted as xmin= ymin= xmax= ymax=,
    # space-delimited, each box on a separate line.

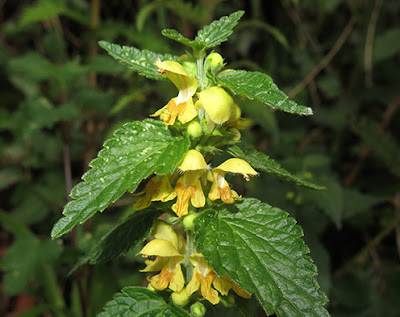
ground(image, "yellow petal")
xmin=140 ymin=257 xmax=168 ymax=272
xmin=186 ymin=267 xmax=200 ymax=295
xmin=177 ymin=150 xmax=208 ymax=172
xmin=156 ymin=60 xmax=197 ymax=105
xmin=213 ymin=276 xmax=232 ymax=296
xmin=197 ymin=87 xmax=233 ymax=124
xmin=214 ymin=158 xmax=257 ymax=176
xmin=190 ymin=179 xmax=206 ymax=208
xmin=168 ymin=264 xmax=185 ymax=292
xmin=140 ymin=239 xmax=183 ymax=258
xmin=152 ymin=221 xmax=178 ymax=249
xmin=177 ymin=98 xmax=197 ymax=124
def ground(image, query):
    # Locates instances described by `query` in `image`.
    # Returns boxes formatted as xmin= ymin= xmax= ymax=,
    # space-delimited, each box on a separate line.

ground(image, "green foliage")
xmin=195 ymin=198 xmax=329 ymax=316
xmin=74 ymin=209 xmax=161 ymax=269
xmin=228 ymin=145 xmax=324 ymax=189
xmin=162 ymin=11 xmax=244 ymax=53
xmin=52 ymin=120 xmax=189 ymax=238
xmin=217 ymin=70 xmax=313 ymax=115
xmin=99 ymin=41 xmax=179 ymax=80
xmin=98 ymin=287 xmax=191 ymax=317
xmin=0 ymin=235 xmax=62 ymax=295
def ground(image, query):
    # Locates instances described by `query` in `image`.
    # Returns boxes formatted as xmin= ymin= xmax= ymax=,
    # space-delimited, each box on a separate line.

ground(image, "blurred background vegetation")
xmin=1 ymin=0 xmax=400 ymax=316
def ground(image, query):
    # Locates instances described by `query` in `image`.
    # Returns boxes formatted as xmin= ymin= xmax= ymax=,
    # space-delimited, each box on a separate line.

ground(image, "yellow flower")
xmin=139 ymin=221 xmax=186 ymax=292
xmin=169 ymin=150 xmax=208 ymax=217
xmin=209 ymin=158 xmax=257 ymax=204
xmin=186 ymin=253 xmax=220 ymax=304
xmin=134 ymin=175 xmax=174 ymax=210
xmin=186 ymin=253 xmax=251 ymax=304
xmin=152 ymin=60 xmax=198 ymax=125
xmin=196 ymin=86 xmax=234 ymax=131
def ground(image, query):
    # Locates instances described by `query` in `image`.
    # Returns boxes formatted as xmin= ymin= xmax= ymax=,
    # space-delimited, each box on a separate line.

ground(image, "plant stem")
xmin=185 ymin=230 xmax=195 ymax=282
xmin=196 ymin=57 xmax=205 ymax=91
xmin=39 ymin=264 xmax=66 ymax=317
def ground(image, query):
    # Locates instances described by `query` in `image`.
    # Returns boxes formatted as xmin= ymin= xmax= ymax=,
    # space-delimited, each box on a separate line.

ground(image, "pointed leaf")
xmin=162 ymin=29 xmax=201 ymax=50
xmin=217 ymin=70 xmax=313 ymax=115
xmin=99 ymin=41 xmax=179 ymax=80
xmin=195 ymin=10 xmax=244 ymax=50
xmin=98 ymin=287 xmax=191 ymax=317
xmin=51 ymin=119 xmax=189 ymax=239
xmin=195 ymin=198 xmax=329 ymax=316
xmin=228 ymin=145 xmax=324 ymax=190
xmin=161 ymin=11 xmax=244 ymax=52
xmin=73 ymin=209 xmax=161 ymax=271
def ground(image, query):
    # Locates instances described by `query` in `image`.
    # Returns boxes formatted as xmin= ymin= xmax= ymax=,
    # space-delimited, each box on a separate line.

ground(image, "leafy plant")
xmin=51 ymin=11 xmax=329 ymax=316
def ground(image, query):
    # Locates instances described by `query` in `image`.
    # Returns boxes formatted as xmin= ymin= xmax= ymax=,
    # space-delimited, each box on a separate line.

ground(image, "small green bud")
xmin=229 ymin=128 xmax=241 ymax=142
xmin=171 ymin=288 xmax=190 ymax=306
xmin=187 ymin=121 xmax=202 ymax=138
xmin=190 ymin=302 xmax=206 ymax=317
xmin=205 ymin=52 xmax=224 ymax=73
xmin=183 ymin=213 xmax=196 ymax=231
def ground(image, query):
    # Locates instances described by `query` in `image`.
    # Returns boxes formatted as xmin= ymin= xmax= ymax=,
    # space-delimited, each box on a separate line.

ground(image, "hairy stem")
xmin=185 ymin=230 xmax=195 ymax=282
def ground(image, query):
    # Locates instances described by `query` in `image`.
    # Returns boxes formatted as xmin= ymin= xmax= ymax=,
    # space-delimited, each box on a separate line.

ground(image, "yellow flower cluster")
xmin=135 ymin=57 xmax=258 ymax=306
xmin=140 ymin=221 xmax=250 ymax=304
xmin=134 ymin=149 xmax=257 ymax=217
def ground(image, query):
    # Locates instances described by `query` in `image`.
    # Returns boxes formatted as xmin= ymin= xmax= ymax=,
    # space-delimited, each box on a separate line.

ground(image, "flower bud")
xmin=228 ymin=128 xmax=241 ymax=142
xmin=197 ymin=87 xmax=234 ymax=124
xmin=205 ymin=52 xmax=224 ymax=73
xmin=187 ymin=121 xmax=202 ymax=138
xmin=171 ymin=288 xmax=190 ymax=306
xmin=190 ymin=302 xmax=206 ymax=317
xmin=226 ymin=103 xmax=241 ymax=126
xmin=183 ymin=213 xmax=196 ymax=231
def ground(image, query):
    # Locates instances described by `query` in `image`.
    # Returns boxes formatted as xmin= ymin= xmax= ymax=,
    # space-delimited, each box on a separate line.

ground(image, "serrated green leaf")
xmin=195 ymin=198 xmax=329 ymax=317
xmin=98 ymin=287 xmax=191 ymax=317
xmin=162 ymin=29 xmax=201 ymax=50
xmin=217 ymin=70 xmax=313 ymax=115
xmin=51 ymin=119 xmax=189 ymax=239
xmin=72 ymin=209 xmax=161 ymax=272
xmin=161 ymin=11 xmax=244 ymax=52
xmin=228 ymin=145 xmax=324 ymax=190
xmin=98 ymin=41 xmax=179 ymax=80
xmin=195 ymin=10 xmax=244 ymax=50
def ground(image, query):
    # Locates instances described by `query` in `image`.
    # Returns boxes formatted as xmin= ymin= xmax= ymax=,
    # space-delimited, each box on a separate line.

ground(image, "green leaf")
xmin=228 ymin=145 xmax=324 ymax=190
xmin=374 ymin=28 xmax=400 ymax=62
xmin=162 ymin=29 xmax=200 ymax=50
xmin=72 ymin=209 xmax=161 ymax=271
xmin=19 ymin=0 xmax=89 ymax=27
xmin=217 ymin=70 xmax=313 ymax=115
xmin=356 ymin=119 xmax=400 ymax=178
xmin=0 ymin=236 xmax=62 ymax=295
xmin=161 ymin=11 xmax=244 ymax=52
xmin=51 ymin=119 xmax=189 ymax=239
xmin=195 ymin=10 xmax=244 ymax=50
xmin=195 ymin=198 xmax=329 ymax=317
xmin=98 ymin=287 xmax=191 ymax=317
xmin=98 ymin=41 xmax=179 ymax=80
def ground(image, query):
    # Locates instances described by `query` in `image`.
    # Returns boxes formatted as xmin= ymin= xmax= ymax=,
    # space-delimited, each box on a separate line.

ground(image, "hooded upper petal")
xmin=156 ymin=60 xmax=197 ymax=105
